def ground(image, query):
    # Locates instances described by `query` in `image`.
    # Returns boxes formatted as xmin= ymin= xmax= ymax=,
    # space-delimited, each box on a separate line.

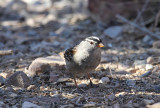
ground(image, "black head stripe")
xmin=85 ymin=36 xmax=101 ymax=43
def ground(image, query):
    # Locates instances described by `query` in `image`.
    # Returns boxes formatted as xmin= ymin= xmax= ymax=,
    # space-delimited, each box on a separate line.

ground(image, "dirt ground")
xmin=0 ymin=0 xmax=160 ymax=108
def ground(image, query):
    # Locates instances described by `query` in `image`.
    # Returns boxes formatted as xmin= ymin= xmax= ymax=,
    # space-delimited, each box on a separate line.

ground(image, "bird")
xmin=64 ymin=36 xmax=104 ymax=88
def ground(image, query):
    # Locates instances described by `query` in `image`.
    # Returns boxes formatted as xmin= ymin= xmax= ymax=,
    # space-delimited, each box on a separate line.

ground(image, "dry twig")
xmin=134 ymin=0 xmax=150 ymax=23
xmin=116 ymin=14 xmax=160 ymax=39
xmin=154 ymin=10 xmax=160 ymax=31
xmin=0 ymin=50 xmax=13 ymax=56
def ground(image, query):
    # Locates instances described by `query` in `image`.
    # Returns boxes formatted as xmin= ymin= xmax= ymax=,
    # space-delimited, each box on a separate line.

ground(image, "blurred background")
xmin=0 ymin=0 xmax=160 ymax=53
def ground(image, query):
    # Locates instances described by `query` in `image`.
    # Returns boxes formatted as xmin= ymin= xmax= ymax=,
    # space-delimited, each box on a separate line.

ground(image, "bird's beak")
xmin=97 ymin=43 xmax=104 ymax=48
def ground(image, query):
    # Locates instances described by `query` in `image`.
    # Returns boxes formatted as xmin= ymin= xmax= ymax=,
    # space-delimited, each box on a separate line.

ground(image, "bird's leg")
xmin=73 ymin=75 xmax=78 ymax=88
xmin=87 ymin=73 xmax=93 ymax=86
xmin=72 ymin=75 xmax=85 ymax=93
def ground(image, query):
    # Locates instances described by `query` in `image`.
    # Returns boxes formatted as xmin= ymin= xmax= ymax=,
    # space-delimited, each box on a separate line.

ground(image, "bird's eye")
xmin=90 ymin=42 xmax=93 ymax=44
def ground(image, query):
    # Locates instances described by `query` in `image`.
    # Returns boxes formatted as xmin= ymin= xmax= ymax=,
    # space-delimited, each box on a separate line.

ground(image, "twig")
xmin=0 ymin=50 xmax=13 ymax=56
xmin=134 ymin=0 xmax=150 ymax=23
xmin=116 ymin=14 xmax=160 ymax=39
xmin=154 ymin=10 xmax=160 ymax=31
xmin=109 ymin=66 xmax=114 ymax=78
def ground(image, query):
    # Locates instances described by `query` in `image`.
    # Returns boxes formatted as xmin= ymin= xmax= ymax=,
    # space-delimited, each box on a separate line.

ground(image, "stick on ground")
xmin=116 ymin=14 xmax=160 ymax=39
xmin=0 ymin=50 xmax=13 ymax=56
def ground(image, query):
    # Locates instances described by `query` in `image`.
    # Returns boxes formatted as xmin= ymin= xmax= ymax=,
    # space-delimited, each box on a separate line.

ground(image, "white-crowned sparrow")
xmin=64 ymin=36 xmax=104 ymax=88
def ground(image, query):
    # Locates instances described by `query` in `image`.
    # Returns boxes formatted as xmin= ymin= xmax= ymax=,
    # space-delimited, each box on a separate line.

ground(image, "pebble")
xmin=0 ymin=101 xmax=4 ymax=107
xmin=123 ymin=100 xmax=133 ymax=108
xmin=99 ymin=77 xmax=110 ymax=84
xmin=22 ymin=101 xmax=42 ymax=108
xmin=146 ymin=57 xmax=155 ymax=64
xmin=6 ymin=71 xmax=31 ymax=88
xmin=133 ymin=103 xmax=139 ymax=107
xmin=25 ymin=54 xmax=65 ymax=77
xmin=103 ymin=26 xmax=123 ymax=38
xmin=0 ymin=76 xmax=5 ymax=86
xmin=142 ymin=35 xmax=153 ymax=45
xmin=0 ymin=88 xmax=4 ymax=95
xmin=0 ymin=72 xmax=9 ymax=78
xmin=152 ymin=40 xmax=160 ymax=48
xmin=126 ymin=80 xmax=136 ymax=87
xmin=107 ymin=94 xmax=116 ymax=101
xmin=27 ymin=85 xmax=36 ymax=91
xmin=153 ymin=85 xmax=160 ymax=92
xmin=145 ymin=64 xmax=153 ymax=70
xmin=9 ymin=92 xmax=18 ymax=98
xmin=65 ymin=82 xmax=74 ymax=86
xmin=143 ymin=99 xmax=154 ymax=105
xmin=113 ymin=102 xmax=120 ymax=108
xmin=78 ymin=83 xmax=87 ymax=88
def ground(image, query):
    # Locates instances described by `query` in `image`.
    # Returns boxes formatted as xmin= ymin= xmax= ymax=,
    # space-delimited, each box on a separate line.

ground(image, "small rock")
xmin=49 ymin=73 xmax=58 ymax=82
xmin=99 ymin=77 xmax=110 ymax=84
xmin=22 ymin=101 xmax=42 ymax=108
xmin=147 ymin=57 xmax=155 ymax=64
xmin=145 ymin=64 xmax=153 ymax=70
xmin=153 ymin=85 xmax=160 ymax=92
xmin=143 ymin=99 xmax=154 ymax=105
xmin=143 ymin=35 xmax=153 ymax=45
xmin=104 ymin=26 xmax=123 ymax=38
xmin=123 ymin=100 xmax=133 ymax=108
xmin=25 ymin=63 xmax=51 ymax=77
xmin=78 ymin=83 xmax=87 ymax=88
xmin=133 ymin=103 xmax=139 ymax=107
xmin=0 ymin=88 xmax=4 ymax=95
xmin=153 ymin=40 xmax=160 ymax=48
xmin=65 ymin=82 xmax=74 ymax=86
xmin=108 ymin=94 xmax=116 ymax=101
xmin=0 ymin=101 xmax=4 ymax=107
xmin=6 ymin=71 xmax=31 ymax=88
xmin=25 ymin=54 xmax=65 ymax=77
xmin=126 ymin=80 xmax=136 ymax=87
xmin=9 ymin=92 xmax=18 ymax=98
xmin=40 ymin=86 xmax=46 ymax=91
xmin=0 ymin=72 xmax=10 ymax=78
xmin=134 ymin=60 xmax=146 ymax=70
xmin=147 ymin=102 xmax=160 ymax=108
xmin=0 ymin=76 xmax=5 ymax=86
xmin=113 ymin=102 xmax=120 ymax=108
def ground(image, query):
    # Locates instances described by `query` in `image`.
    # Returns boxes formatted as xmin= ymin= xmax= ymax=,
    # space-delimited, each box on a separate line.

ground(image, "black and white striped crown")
xmin=84 ymin=36 xmax=102 ymax=43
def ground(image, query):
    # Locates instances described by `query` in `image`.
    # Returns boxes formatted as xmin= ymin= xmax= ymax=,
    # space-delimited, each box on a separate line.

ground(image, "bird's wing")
xmin=64 ymin=47 xmax=77 ymax=62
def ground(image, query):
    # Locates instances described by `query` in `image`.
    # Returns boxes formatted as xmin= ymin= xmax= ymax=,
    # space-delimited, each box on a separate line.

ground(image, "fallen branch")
xmin=0 ymin=50 xmax=13 ymax=56
xmin=116 ymin=14 xmax=160 ymax=39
